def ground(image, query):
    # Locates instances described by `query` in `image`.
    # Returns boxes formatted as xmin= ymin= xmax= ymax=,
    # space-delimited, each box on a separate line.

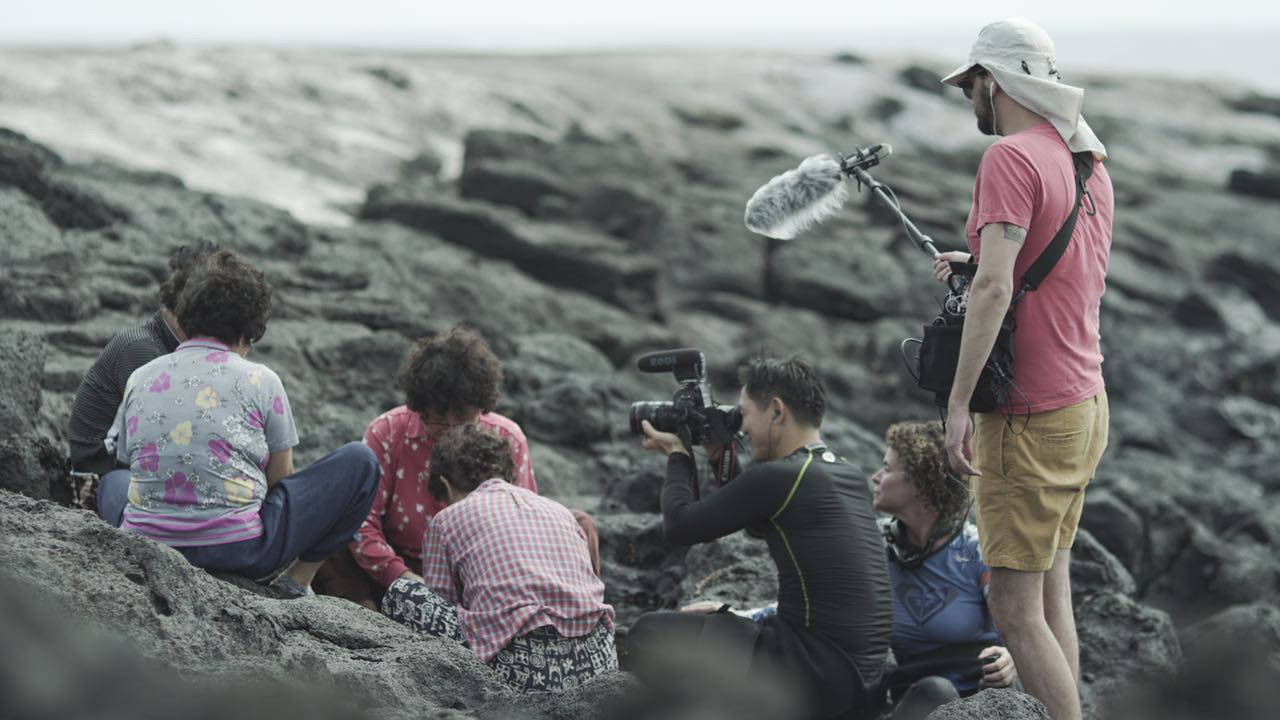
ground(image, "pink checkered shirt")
xmin=352 ymin=405 xmax=536 ymax=588
xmin=422 ymin=478 xmax=614 ymax=662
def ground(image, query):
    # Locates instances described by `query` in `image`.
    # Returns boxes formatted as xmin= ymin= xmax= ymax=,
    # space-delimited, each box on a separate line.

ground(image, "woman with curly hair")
xmin=316 ymin=325 xmax=601 ymax=611
xmin=871 ymin=420 xmax=1017 ymax=719
xmin=381 ymin=424 xmax=616 ymax=693
xmin=96 ymin=250 xmax=381 ymax=598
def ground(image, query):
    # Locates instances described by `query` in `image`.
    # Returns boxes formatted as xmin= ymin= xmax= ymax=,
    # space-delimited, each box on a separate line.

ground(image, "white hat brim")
xmin=940 ymin=61 xmax=977 ymax=87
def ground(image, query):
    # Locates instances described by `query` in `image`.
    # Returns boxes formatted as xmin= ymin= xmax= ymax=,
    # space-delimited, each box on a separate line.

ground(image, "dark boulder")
xmin=360 ymin=192 xmax=658 ymax=311
xmin=1076 ymin=591 xmax=1181 ymax=707
xmin=463 ymin=129 xmax=555 ymax=172
xmin=670 ymin=106 xmax=744 ymax=132
xmin=898 ymin=65 xmax=948 ymax=96
xmin=1079 ymin=488 xmax=1146 ymax=578
xmin=1227 ymin=92 xmax=1280 ymax=117
xmin=1111 ymin=602 xmax=1280 ymax=720
xmin=1227 ymin=168 xmax=1280 ymax=200
xmin=677 ymin=531 xmax=777 ymax=612
xmin=596 ymin=513 xmax=688 ymax=624
xmin=459 ymin=159 xmax=574 ymax=218
xmin=1070 ymin=528 xmax=1138 ymax=603
xmin=520 ymin=378 xmax=615 ymax=445
xmin=1206 ymin=250 xmax=1280 ymax=310
xmin=0 ymin=330 xmax=47 ymax=435
xmin=0 ymin=129 xmax=129 ymax=230
xmin=0 ymin=331 xmax=67 ymax=501
xmin=364 ymin=65 xmax=412 ymax=90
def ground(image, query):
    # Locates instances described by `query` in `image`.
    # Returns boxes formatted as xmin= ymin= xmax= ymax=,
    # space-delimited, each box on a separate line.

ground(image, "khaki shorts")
xmin=972 ymin=391 xmax=1109 ymax=572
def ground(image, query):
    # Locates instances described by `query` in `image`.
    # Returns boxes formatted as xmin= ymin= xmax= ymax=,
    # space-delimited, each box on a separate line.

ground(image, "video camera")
xmin=629 ymin=348 xmax=742 ymax=447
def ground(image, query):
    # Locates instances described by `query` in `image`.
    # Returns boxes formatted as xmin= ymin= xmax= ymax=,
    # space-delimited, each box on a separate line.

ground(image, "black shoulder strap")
xmin=1018 ymin=150 xmax=1096 ymax=293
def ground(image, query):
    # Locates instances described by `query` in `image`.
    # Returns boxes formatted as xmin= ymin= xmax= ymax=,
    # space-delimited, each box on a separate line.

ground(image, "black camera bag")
xmin=917 ymin=150 xmax=1096 ymax=412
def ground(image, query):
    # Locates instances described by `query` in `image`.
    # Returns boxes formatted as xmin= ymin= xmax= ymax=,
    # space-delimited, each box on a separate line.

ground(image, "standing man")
xmin=934 ymin=19 xmax=1113 ymax=720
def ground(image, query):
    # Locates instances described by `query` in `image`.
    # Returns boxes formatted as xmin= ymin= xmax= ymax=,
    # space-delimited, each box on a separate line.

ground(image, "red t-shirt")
xmin=966 ymin=123 xmax=1114 ymax=414
xmin=351 ymin=405 xmax=537 ymax=588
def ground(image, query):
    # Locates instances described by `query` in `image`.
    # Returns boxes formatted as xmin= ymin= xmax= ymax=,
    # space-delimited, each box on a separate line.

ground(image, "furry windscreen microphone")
xmin=743 ymin=154 xmax=848 ymax=240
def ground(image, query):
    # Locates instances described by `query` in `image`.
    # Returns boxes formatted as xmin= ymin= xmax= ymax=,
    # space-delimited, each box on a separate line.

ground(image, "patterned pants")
xmin=381 ymin=578 xmax=618 ymax=692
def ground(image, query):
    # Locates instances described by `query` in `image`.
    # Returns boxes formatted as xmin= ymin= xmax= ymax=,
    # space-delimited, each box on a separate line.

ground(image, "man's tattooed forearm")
xmin=1003 ymin=225 xmax=1027 ymax=245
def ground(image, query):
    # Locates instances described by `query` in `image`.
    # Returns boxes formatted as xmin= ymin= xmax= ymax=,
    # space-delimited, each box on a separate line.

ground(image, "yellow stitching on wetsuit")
xmin=770 ymin=451 xmax=815 ymax=627
xmin=770 ymin=451 xmax=814 ymax=522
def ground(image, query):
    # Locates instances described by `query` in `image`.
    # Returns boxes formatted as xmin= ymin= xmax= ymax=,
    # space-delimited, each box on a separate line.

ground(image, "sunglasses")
xmin=958 ymin=68 xmax=987 ymax=99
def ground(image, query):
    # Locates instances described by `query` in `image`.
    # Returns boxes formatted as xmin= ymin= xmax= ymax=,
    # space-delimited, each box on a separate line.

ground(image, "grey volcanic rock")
xmin=1228 ymin=168 xmax=1280 ymax=199
xmin=4 ymin=46 xmax=1280 ymax=717
xmin=360 ymin=190 xmax=658 ymax=311
xmin=596 ymin=512 xmax=688 ymax=624
xmin=0 ymin=572 xmax=367 ymax=720
xmin=1079 ymin=488 xmax=1146 ymax=577
xmin=1077 ymin=591 xmax=1181 ymax=706
xmin=924 ymin=689 xmax=1049 ymax=720
xmin=0 ymin=330 xmax=67 ymax=502
xmin=898 ymin=65 xmax=949 ymax=96
xmin=0 ymin=330 xmax=46 ymax=434
xmin=0 ymin=128 xmax=129 ymax=230
xmin=458 ymin=128 xmax=668 ymax=246
xmin=0 ymin=434 xmax=67 ymax=501
xmin=1228 ymin=92 xmax=1280 ymax=117
xmin=1070 ymin=528 xmax=1138 ymax=603
xmin=1207 ymin=249 xmax=1280 ymax=309
xmin=677 ymin=531 xmax=777 ymax=612
xmin=0 ymin=491 xmax=628 ymax=719
xmin=1108 ymin=602 xmax=1280 ymax=720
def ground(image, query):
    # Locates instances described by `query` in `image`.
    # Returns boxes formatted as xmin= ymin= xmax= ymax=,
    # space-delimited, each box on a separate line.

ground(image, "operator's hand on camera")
xmin=641 ymin=420 xmax=690 ymax=457
xmin=933 ymin=251 xmax=972 ymax=284
xmin=944 ymin=405 xmax=980 ymax=476
xmin=978 ymin=646 xmax=1017 ymax=688
xmin=679 ymin=600 xmax=723 ymax=614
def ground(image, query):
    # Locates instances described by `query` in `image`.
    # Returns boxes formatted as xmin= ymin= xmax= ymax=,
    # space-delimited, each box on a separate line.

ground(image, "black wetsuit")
xmin=632 ymin=444 xmax=893 ymax=719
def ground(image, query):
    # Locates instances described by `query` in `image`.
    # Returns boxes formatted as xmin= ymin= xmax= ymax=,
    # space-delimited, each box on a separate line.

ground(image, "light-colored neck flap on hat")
xmin=941 ymin=18 xmax=1107 ymax=161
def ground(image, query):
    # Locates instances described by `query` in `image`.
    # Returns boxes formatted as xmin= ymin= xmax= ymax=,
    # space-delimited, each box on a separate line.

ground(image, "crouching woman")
xmin=381 ymin=424 xmax=616 ymax=692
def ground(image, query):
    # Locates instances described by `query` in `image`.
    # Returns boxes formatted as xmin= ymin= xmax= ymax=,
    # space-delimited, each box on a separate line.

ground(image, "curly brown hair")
xmin=174 ymin=250 xmax=273 ymax=346
xmin=428 ymin=424 xmax=515 ymax=501
xmin=158 ymin=241 xmax=219 ymax=311
xmin=885 ymin=421 xmax=970 ymax=527
xmin=397 ymin=327 xmax=502 ymax=419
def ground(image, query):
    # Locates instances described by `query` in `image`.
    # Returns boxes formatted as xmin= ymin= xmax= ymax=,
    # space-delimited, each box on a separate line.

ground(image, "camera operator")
xmin=628 ymin=355 xmax=892 ymax=720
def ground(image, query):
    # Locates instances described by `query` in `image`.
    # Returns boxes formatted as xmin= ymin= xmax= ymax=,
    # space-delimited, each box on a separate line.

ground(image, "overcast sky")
xmin=4 ymin=0 xmax=1277 ymax=48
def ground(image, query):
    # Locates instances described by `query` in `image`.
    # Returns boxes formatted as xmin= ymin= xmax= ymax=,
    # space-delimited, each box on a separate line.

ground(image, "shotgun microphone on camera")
xmin=636 ymin=348 xmax=706 ymax=375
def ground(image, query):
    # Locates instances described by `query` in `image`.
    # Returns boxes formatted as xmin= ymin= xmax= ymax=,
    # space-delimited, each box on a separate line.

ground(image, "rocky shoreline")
xmin=3 ymin=47 xmax=1280 ymax=717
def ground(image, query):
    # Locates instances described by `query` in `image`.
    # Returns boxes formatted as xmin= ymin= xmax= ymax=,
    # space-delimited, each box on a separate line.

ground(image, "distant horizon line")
xmin=0 ymin=23 xmax=1276 ymax=49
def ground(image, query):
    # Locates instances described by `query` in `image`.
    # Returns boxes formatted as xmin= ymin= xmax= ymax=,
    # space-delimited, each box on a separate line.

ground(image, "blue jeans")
xmin=98 ymin=442 xmax=379 ymax=579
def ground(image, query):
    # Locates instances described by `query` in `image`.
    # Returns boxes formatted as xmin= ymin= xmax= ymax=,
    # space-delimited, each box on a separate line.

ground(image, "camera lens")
xmin=629 ymin=401 xmax=686 ymax=435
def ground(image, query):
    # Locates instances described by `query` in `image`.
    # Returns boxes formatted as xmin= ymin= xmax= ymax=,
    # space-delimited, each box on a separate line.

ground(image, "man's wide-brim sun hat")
xmin=941 ymin=18 xmax=1107 ymax=161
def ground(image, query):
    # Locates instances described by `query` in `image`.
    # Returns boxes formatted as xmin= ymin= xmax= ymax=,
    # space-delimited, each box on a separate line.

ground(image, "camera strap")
xmin=712 ymin=442 xmax=737 ymax=489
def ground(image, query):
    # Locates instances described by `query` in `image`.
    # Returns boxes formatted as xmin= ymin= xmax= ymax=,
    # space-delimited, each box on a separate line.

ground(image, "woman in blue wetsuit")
xmin=701 ymin=420 xmax=1018 ymax=719
xmin=871 ymin=420 xmax=1017 ymax=718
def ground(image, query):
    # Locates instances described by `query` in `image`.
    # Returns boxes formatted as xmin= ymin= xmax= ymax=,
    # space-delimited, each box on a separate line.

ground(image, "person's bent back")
xmin=381 ymin=424 xmax=616 ymax=692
